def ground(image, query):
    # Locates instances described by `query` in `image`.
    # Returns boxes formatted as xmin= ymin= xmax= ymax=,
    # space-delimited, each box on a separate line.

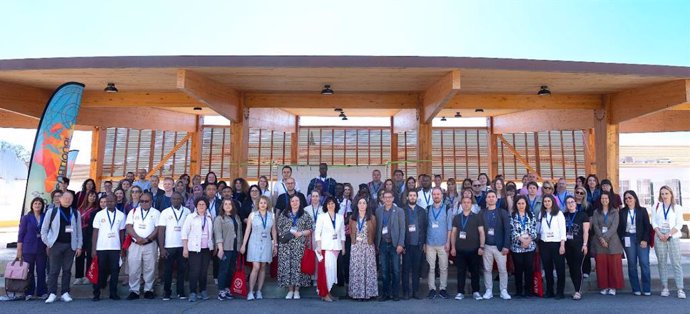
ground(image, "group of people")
xmin=15 ymin=163 xmax=686 ymax=304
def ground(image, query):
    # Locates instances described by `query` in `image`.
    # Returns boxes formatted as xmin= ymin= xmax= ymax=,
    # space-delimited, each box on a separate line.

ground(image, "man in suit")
xmin=307 ymin=163 xmax=337 ymax=197
xmin=401 ymin=189 xmax=427 ymax=300
xmin=376 ymin=190 xmax=406 ymax=301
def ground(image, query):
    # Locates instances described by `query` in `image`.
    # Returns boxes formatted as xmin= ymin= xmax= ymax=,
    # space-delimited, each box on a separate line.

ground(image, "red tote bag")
xmin=301 ymin=236 xmax=316 ymax=275
xmin=532 ymin=248 xmax=544 ymax=297
xmin=231 ymin=254 xmax=248 ymax=297
xmin=86 ymin=255 xmax=99 ymax=285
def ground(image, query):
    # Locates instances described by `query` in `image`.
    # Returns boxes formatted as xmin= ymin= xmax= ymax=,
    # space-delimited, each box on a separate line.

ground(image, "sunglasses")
xmin=575 ymin=191 xmax=585 ymax=195
xmin=543 ymin=186 xmax=553 ymax=190
xmin=140 ymin=200 xmax=151 ymax=203
xmin=472 ymin=185 xmax=481 ymax=187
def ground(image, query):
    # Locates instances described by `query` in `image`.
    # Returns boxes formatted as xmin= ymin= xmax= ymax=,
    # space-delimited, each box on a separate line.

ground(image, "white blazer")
xmin=181 ymin=211 xmax=214 ymax=252
xmin=314 ymin=212 xmax=345 ymax=250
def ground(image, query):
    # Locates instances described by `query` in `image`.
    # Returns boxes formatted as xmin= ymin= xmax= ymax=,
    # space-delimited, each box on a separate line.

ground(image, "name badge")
xmin=332 ymin=234 xmax=337 ymax=240
xmin=487 ymin=228 xmax=494 ymax=236
xmin=382 ymin=226 xmax=389 ymax=235
xmin=520 ymin=232 xmax=529 ymax=239
xmin=431 ymin=222 xmax=439 ymax=229
xmin=458 ymin=231 xmax=467 ymax=239
xmin=261 ymin=231 xmax=268 ymax=239
xmin=290 ymin=227 xmax=298 ymax=233
xmin=602 ymin=227 xmax=608 ymax=233
xmin=566 ymin=232 xmax=573 ymax=240
xmin=356 ymin=234 xmax=364 ymax=242
xmin=174 ymin=226 xmax=182 ymax=232
xmin=65 ymin=225 xmax=73 ymax=233
xmin=661 ymin=222 xmax=671 ymax=234
xmin=107 ymin=232 xmax=116 ymax=238
xmin=624 ymin=236 xmax=631 ymax=248
xmin=546 ymin=232 xmax=554 ymax=239
xmin=408 ymin=224 xmax=416 ymax=232
xmin=138 ymin=224 xmax=147 ymax=229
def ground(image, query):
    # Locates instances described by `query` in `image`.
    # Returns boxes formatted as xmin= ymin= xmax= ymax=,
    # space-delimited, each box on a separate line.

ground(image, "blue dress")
xmin=247 ymin=211 xmax=274 ymax=263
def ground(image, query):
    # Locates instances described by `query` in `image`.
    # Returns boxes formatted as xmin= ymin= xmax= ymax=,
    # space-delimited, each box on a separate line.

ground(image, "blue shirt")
xmin=426 ymin=203 xmax=453 ymax=246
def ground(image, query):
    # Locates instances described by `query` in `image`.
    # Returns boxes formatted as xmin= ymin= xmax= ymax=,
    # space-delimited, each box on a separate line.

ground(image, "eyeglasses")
xmin=575 ymin=191 xmax=585 ymax=195
xmin=140 ymin=200 xmax=151 ymax=203
xmin=472 ymin=184 xmax=481 ymax=187
xmin=566 ymin=200 xmax=576 ymax=204
xmin=133 ymin=190 xmax=142 ymax=193
xmin=543 ymin=186 xmax=553 ymax=190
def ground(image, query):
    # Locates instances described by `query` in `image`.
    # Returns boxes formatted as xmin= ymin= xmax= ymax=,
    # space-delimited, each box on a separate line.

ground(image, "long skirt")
xmin=317 ymin=250 xmax=339 ymax=297
xmin=348 ymin=242 xmax=378 ymax=299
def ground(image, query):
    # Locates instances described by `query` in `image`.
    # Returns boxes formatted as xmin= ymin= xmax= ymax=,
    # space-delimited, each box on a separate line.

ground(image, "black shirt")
xmin=453 ymin=212 xmax=484 ymax=251
xmin=56 ymin=206 xmax=73 ymax=243
xmin=564 ymin=211 xmax=589 ymax=244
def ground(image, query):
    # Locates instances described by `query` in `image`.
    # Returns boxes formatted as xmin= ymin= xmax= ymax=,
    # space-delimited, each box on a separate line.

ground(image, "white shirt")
xmin=314 ymin=212 xmax=345 ymax=250
xmin=125 ymin=207 xmax=160 ymax=238
xmin=652 ymin=203 xmax=685 ymax=239
xmin=305 ymin=204 xmax=321 ymax=225
xmin=181 ymin=211 xmax=214 ymax=252
xmin=157 ymin=206 xmax=191 ymax=248
xmin=338 ymin=198 xmax=352 ymax=215
xmin=274 ymin=179 xmax=301 ymax=197
xmin=539 ymin=211 xmax=567 ymax=242
xmin=417 ymin=189 xmax=433 ymax=209
xmin=93 ymin=208 xmax=126 ymax=251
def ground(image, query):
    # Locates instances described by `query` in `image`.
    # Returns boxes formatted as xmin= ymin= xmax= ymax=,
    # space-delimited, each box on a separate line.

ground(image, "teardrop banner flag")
xmin=66 ymin=150 xmax=79 ymax=178
xmin=21 ymin=82 xmax=84 ymax=217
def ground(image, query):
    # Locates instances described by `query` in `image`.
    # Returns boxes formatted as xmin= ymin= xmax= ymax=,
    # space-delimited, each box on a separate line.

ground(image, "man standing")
xmin=480 ymin=191 xmax=512 ymax=300
xmin=401 ymin=189 xmax=427 ymax=300
xmin=368 ymin=170 xmax=383 ymax=201
xmin=307 ymin=163 xmax=337 ymax=197
xmin=133 ymin=169 xmax=151 ymax=192
xmin=473 ymin=179 xmax=487 ymax=209
xmin=274 ymin=165 xmax=301 ymax=197
xmin=149 ymin=175 xmax=164 ymax=199
xmin=91 ymin=195 xmax=126 ymax=300
xmin=157 ymin=192 xmax=190 ymax=300
xmin=425 ymin=187 xmax=453 ymax=299
xmin=519 ymin=172 xmax=541 ymax=196
xmin=98 ymin=180 xmax=113 ymax=198
xmin=125 ymin=192 xmax=160 ymax=300
xmin=433 ymin=175 xmax=446 ymax=195
xmin=416 ymin=174 xmax=433 ymax=209
xmin=554 ymin=178 xmax=571 ymax=210
xmin=450 ymin=196 xmax=485 ymax=300
xmin=41 ymin=191 xmax=83 ymax=303
xmin=204 ymin=183 xmax=222 ymax=218
xmin=274 ymin=177 xmax=307 ymax=214
xmin=155 ymin=177 xmax=175 ymax=211
xmin=375 ymin=191 xmax=405 ymax=301
xmin=392 ymin=169 xmax=405 ymax=206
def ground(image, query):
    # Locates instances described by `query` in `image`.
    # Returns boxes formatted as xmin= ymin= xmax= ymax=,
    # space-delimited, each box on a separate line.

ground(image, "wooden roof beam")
xmin=82 ymin=91 xmax=204 ymax=108
xmin=0 ymin=80 xmax=51 ymax=118
xmin=492 ymin=109 xmax=595 ymax=134
xmin=422 ymin=70 xmax=461 ymax=123
xmin=177 ymin=69 xmax=240 ymax=122
xmin=76 ymin=107 xmax=197 ymax=132
xmin=248 ymin=108 xmax=297 ymax=133
xmin=448 ymin=94 xmax=601 ymax=110
xmin=610 ymin=79 xmax=690 ymax=124
xmin=620 ymin=110 xmax=690 ymax=133
xmin=392 ymin=109 xmax=418 ymax=134
xmin=245 ymin=92 xmax=418 ymax=109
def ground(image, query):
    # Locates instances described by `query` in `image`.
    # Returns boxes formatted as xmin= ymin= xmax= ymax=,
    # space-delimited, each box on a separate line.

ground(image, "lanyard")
xmin=557 ymin=192 xmax=567 ymax=206
xmin=290 ymin=212 xmax=298 ymax=226
xmin=545 ymin=213 xmax=554 ymax=230
xmin=140 ymin=208 xmax=151 ymax=222
xmin=59 ymin=208 xmax=73 ymax=223
xmin=603 ymin=212 xmax=609 ymax=225
xmin=423 ymin=190 xmax=431 ymax=206
xmin=357 ymin=217 xmax=365 ymax=232
xmin=260 ymin=211 xmax=268 ymax=229
xmin=107 ymin=210 xmax=117 ymax=230
xmin=383 ymin=209 xmax=391 ymax=227
xmin=484 ymin=210 xmax=496 ymax=228
xmin=34 ymin=214 xmax=45 ymax=231
xmin=172 ymin=207 xmax=182 ymax=225
xmin=431 ymin=204 xmax=443 ymax=221
xmin=663 ymin=204 xmax=671 ymax=220
xmin=330 ymin=213 xmax=336 ymax=230
xmin=311 ymin=206 xmax=318 ymax=223
xmin=370 ymin=182 xmax=381 ymax=196
xmin=518 ymin=213 xmax=527 ymax=230
xmin=566 ymin=212 xmax=576 ymax=228
xmin=460 ymin=213 xmax=469 ymax=231
xmin=629 ymin=209 xmax=636 ymax=226
xmin=201 ymin=214 xmax=207 ymax=232
xmin=496 ymin=198 xmax=502 ymax=209
xmin=529 ymin=197 xmax=537 ymax=210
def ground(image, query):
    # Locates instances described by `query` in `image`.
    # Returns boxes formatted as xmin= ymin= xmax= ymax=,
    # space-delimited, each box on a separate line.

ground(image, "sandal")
xmin=572 ymin=292 xmax=581 ymax=300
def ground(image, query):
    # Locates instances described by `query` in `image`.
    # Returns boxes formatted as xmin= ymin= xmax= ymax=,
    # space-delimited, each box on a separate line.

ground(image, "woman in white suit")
xmin=314 ymin=196 xmax=346 ymax=302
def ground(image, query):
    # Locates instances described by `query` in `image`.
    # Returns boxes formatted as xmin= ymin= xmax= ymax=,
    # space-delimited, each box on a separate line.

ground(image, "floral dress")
xmin=348 ymin=219 xmax=378 ymax=299
xmin=277 ymin=212 xmax=313 ymax=287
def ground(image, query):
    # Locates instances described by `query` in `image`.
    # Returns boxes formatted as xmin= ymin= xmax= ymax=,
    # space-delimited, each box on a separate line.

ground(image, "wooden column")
xmin=487 ymin=117 xmax=499 ymax=179
xmin=593 ymin=95 xmax=620 ymax=188
xmin=189 ymin=116 xmax=203 ymax=176
xmin=89 ymin=126 xmax=107 ymax=189
xmin=417 ymin=114 xmax=433 ymax=176
xmin=230 ymin=100 xmax=250 ymax=179
xmin=583 ymin=128 xmax=595 ymax=175
xmin=390 ymin=117 xmax=399 ymax=176
xmin=290 ymin=116 xmax=299 ymax=165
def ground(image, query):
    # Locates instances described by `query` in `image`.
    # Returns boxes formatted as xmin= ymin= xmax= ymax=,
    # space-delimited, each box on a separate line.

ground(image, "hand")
xmin=478 ymin=248 xmax=484 ymax=256
xmin=559 ymin=245 xmax=565 ymax=255
xmin=182 ymin=249 xmax=189 ymax=258
xmin=451 ymin=249 xmax=456 ymax=257
xmin=422 ymin=245 xmax=427 ymax=254
xmin=444 ymin=243 xmax=450 ymax=252
xmin=120 ymin=250 xmax=127 ymax=258
xmin=160 ymin=248 xmax=168 ymax=259
xmin=217 ymin=250 xmax=224 ymax=260
xmin=341 ymin=249 xmax=346 ymax=256
xmin=501 ymin=248 xmax=509 ymax=256
xmin=240 ymin=246 xmax=246 ymax=255
xmin=640 ymin=241 xmax=648 ymax=249
xmin=581 ymin=245 xmax=588 ymax=255
xmin=396 ymin=245 xmax=404 ymax=255
xmin=602 ymin=240 xmax=609 ymax=248
xmin=272 ymin=245 xmax=278 ymax=257
xmin=76 ymin=248 xmax=83 ymax=257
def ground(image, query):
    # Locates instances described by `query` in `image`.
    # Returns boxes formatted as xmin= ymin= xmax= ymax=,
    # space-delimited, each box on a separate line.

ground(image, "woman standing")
xmin=182 ymin=198 xmax=214 ymax=302
xmin=618 ymin=191 xmax=651 ymax=296
xmin=16 ymin=197 xmax=48 ymax=300
xmin=599 ymin=179 xmax=622 ymax=209
xmin=584 ymin=175 xmax=601 ymax=206
xmin=186 ymin=185 xmax=204 ymax=210
xmin=348 ymin=197 xmax=378 ymax=300
xmin=214 ymin=198 xmax=243 ymax=300
xmin=445 ymin=178 xmax=459 ymax=210
xmin=538 ymin=195 xmax=567 ymax=299
xmin=563 ymin=196 xmax=589 ymax=300
xmin=233 ymin=178 xmax=250 ymax=205
xmin=491 ymin=178 xmax=507 ymax=209
xmin=509 ymin=195 xmax=537 ymax=298
xmin=592 ymin=192 xmax=624 ymax=295
xmin=574 ymin=186 xmax=594 ymax=277
xmin=75 ymin=179 xmax=97 ymax=209
xmin=652 ymin=186 xmax=685 ymax=298
xmin=201 ymin=172 xmax=218 ymax=190
xmin=124 ymin=186 xmax=142 ymax=215
xmin=258 ymin=176 xmax=272 ymax=198
xmin=114 ymin=188 xmax=126 ymax=212
xmin=74 ymin=190 xmax=99 ymax=285
xmin=277 ymin=194 xmax=313 ymax=299
xmin=241 ymin=185 xmax=262 ymax=217
xmin=240 ymin=196 xmax=277 ymax=300
xmin=541 ymin=181 xmax=560 ymax=209
xmin=314 ymin=197 xmax=346 ymax=302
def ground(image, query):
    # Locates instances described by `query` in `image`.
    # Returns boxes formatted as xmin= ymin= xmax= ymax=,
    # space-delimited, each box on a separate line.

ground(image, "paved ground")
xmin=0 ymin=293 xmax=687 ymax=314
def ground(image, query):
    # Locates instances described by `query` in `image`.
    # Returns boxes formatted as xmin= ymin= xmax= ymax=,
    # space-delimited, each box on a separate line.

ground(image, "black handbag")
xmin=279 ymin=232 xmax=294 ymax=244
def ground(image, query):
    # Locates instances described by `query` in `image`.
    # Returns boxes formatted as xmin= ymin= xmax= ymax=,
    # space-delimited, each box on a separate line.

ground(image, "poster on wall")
xmin=21 ymin=82 xmax=84 ymax=217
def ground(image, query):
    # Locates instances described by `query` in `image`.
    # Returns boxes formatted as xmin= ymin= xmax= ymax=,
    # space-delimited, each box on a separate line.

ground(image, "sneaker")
xmin=500 ymin=290 xmax=511 ymax=300
xmin=25 ymin=294 xmax=32 ymax=301
xmin=163 ymin=294 xmax=171 ymax=301
xmin=438 ymin=290 xmax=449 ymax=299
xmin=189 ymin=293 xmax=197 ymax=302
xmin=127 ymin=292 xmax=140 ymax=300
xmin=247 ymin=292 xmax=255 ymax=301
xmin=661 ymin=288 xmax=670 ymax=297
xmin=678 ymin=290 xmax=686 ymax=299
xmin=178 ymin=294 xmax=188 ymax=300
xmin=144 ymin=291 xmax=155 ymax=299
xmin=483 ymin=289 xmax=493 ymax=300
xmin=256 ymin=291 xmax=263 ymax=300
xmin=455 ymin=293 xmax=464 ymax=300
xmin=608 ymin=289 xmax=616 ymax=296
xmin=45 ymin=293 xmax=57 ymax=304
xmin=293 ymin=291 xmax=301 ymax=299
xmin=473 ymin=292 xmax=483 ymax=300
xmin=200 ymin=291 xmax=209 ymax=300
xmin=285 ymin=291 xmax=294 ymax=299
xmin=633 ymin=291 xmax=641 ymax=296
xmin=600 ymin=289 xmax=609 ymax=295
xmin=60 ymin=292 xmax=73 ymax=302
xmin=643 ymin=292 xmax=651 ymax=296
xmin=218 ymin=290 xmax=227 ymax=301
xmin=427 ymin=289 xmax=436 ymax=299
xmin=72 ymin=278 xmax=82 ymax=285
xmin=582 ymin=273 xmax=589 ymax=278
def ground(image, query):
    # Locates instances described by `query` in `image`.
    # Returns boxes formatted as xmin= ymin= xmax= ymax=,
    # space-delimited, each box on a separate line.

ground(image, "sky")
xmin=0 ymin=0 xmax=688 ymax=66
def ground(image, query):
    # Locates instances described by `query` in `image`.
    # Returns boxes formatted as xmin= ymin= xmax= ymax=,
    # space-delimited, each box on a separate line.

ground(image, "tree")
xmin=0 ymin=141 xmax=31 ymax=166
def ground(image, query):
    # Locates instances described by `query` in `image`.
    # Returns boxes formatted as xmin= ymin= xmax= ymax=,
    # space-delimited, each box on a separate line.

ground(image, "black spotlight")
xmin=193 ymin=107 xmax=202 ymax=111
xmin=454 ymin=112 xmax=462 ymax=118
xmin=537 ymin=85 xmax=551 ymax=96
xmin=321 ymin=84 xmax=334 ymax=95
xmin=339 ymin=112 xmax=346 ymax=117
xmin=334 ymin=108 xmax=343 ymax=112
xmin=342 ymin=116 xmax=348 ymax=121
xmin=104 ymin=82 xmax=118 ymax=93
xmin=475 ymin=109 xmax=484 ymax=113
xmin=440 ymin=116 xmax=447 ymax=121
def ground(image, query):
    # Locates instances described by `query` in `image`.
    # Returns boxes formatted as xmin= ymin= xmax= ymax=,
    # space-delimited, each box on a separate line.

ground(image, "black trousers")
xmin=583 ymin=232 xmax=593 ymax=274
xmin=93 ymin=250 xmax=120 ymax=297
xmin=188 ymin=249 xmax=211 ymax=294
xmin=540 ymin=241 xmax=565 ymax=296
xmin=401 ymin=244 xmax=423 ymax=295
xmin=337 ymin=235 xmax=351 ymax=286
xmin=455 ymin=249 xmax=481 ymax=294
xmin=512 ymin=250 xmax=534 ymax=296
xmin=565 ymin=240 xmax=585 ymax=292
xmin=74 ymin=245 xmax=92 ymax=279
xmin=163 ymin=247 xmax=187 ymax=296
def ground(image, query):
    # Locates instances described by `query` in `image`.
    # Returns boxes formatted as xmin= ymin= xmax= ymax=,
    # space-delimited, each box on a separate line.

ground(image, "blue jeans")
xmin=379 ymin=242 xmax=401 ymax=298
xmin=218 ymin=250 xmax=237 ymax=291
xmin=623 ymin=233 xmax=651 ymax=293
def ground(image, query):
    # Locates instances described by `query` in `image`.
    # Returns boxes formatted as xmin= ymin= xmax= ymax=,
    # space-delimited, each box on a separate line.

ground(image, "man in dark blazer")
xmin=376 ymin=190 xmax=406 ymax=301
xmin=401 ymin=189 xmax=427 ymax=300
